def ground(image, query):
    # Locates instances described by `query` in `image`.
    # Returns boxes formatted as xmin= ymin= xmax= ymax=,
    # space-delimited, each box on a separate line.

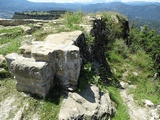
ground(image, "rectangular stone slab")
xmin=11 ymin=57 xmax=54 ymax=98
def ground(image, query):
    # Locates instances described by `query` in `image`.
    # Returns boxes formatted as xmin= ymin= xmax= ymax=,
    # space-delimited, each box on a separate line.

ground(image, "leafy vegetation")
xmin=61 ymin=10 xmax=83 ymax=30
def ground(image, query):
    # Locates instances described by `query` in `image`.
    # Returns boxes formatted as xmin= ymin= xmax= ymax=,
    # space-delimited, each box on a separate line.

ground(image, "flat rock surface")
xmin=44 ymin=30 xmax=82 ymax=45
xmin=59 ymin=85 xmax=115 ymax=120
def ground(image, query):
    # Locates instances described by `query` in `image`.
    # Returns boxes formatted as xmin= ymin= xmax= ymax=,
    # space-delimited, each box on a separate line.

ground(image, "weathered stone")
xmin=5 ymin=53 xmax=22 ymax=72
xmin=31 ymin=41 xmax=56 ymax=62
xmin=44 ymin=30 xmax=83 ymax=45
xmin=55 ymin=45 xmax=81 ymax=90
xmin=6 ymin=30 xmax=83 ymax=96
xmin=19 ymin=25 xmax=32 ymax=34
xmin=31 ymin=41 xmax=81 ymax=90
xmin=0 ymin=33 xmax=8 ymax=37
xmin=120 ymin=81 xmax=129 ymax=89
xmin=10 ymin=57 xmax=54 ymax=98
xmin=142 ymin=99 xmax=154 ymax=108
xmin=59 ymin=85 xmax=115 ymax=120
xmin=0 ymin=55 xmax=5 ymax=67
xmin=133 ymin=72 xmax=139 ymax=76
xmin=157 ymin=105 xmax=160 ymax=111
xmin=19 ymin=45 xmax=32 ymax=58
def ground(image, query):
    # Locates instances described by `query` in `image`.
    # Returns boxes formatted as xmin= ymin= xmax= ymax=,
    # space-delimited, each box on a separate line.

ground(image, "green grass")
xmin=108 ymin=39 xmax=160 ymax=105
xmin=107 ymin=86 xmax=130 ymax=120
xmin=0 ymin=78 xmax=63 ymax=119
xmin=0 ymin=27 xmax=23 ymax=44
xmin=0 ymin=27 xmax=23 ymax=34
xmin=0 ymin=37 xmax=22 ymax=55
xmin=0 ymin=27 xmax=24 ymax=55
xmin=77 ymin=63 xmax=129 ymax=119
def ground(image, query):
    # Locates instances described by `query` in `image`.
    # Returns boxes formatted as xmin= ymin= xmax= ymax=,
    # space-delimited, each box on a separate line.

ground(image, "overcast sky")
xmin=28 ymin=0 xmax=160 ymax=3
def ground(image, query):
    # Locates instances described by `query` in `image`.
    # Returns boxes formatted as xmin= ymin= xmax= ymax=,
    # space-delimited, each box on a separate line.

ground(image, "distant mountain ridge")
xmin=0 ymin=0 xmax=160 ymax=21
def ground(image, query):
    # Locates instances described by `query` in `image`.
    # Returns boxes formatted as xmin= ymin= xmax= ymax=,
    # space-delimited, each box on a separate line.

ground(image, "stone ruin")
xmin=5 ymin=30 xmax=84 ymax=98
xmin=3 ymin=16 xmax=122 ymax=119
xmin=5 ymin=15 xmax=130 ymax=98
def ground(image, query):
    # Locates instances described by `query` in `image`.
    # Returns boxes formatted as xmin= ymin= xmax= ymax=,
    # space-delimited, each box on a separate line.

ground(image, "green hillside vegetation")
xmin=0 ymin=11 xmax=159 ymax=119
xmin=12 ymin=10 xmax=67 ymax=20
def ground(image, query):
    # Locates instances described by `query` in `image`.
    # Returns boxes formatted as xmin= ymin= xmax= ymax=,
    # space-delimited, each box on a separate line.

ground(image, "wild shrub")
xmin=61 ymin=11 xmax=83 ymax=30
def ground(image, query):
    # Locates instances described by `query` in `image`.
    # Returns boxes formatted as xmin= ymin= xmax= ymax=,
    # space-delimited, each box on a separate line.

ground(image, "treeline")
xmin=129 ymin=25 xmax=160 ymax=74
xmin=132 ymin=19 xmax=160 ymax=34
xmin=12 ymin=10 xmax=67 ymax=20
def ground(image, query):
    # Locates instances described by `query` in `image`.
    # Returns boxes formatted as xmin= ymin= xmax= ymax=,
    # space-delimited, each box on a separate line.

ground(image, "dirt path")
xmin=120 ymin=83 xmax=160 ymax=120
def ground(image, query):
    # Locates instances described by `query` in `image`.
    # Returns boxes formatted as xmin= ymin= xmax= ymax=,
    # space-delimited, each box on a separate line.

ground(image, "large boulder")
xmin=59 ymin=85 xmax=116 ymax=120
xmin=6 ymin=30 xmax=83 ymax=97
xmin=10 ymin=57 xmax=54 ymax=98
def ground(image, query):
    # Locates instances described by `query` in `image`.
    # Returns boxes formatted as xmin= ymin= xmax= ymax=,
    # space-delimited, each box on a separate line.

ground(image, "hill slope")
xmin=1 ymin=1 xmax=160 ymax=21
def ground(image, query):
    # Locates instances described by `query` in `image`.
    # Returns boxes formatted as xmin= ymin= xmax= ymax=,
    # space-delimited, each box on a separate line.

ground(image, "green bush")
xmin=129 ymin=50 xmax=153 ymax=69
xmin=62 ymin=11 xmax=83 ymax=29
xmin=108 ymin=39 xmax=128 ymax=62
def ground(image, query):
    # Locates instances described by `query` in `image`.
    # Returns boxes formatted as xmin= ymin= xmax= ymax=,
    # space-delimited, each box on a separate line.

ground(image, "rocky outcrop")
xmin=59 ymin=85 xmax=116 ymax=120
xmin=5 ymin=31 xmax=83 ymax=97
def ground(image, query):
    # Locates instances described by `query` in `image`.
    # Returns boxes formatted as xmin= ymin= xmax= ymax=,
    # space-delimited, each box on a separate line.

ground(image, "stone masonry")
xmin=5 ymin=30 xmax=83 ymax=98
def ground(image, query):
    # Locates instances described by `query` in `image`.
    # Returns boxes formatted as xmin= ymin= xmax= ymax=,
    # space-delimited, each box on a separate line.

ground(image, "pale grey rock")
xmin=19 ymin=25 xmax=32 ymax=34
xmin=44 ymin=30 xmax=83 ymax=45
xmin=19 ymin=45 xmax=32 ymax=58
xmin=5 ymin=53 xmax=22 ymax=72
xmin=55 ymin=45 xmax=81 ymax=90
xmin=0 ymin=33 xmax=8 ymax=37
xmin=133 ymin=72 xmax=139 ymax=76
xmin=120 ymin=81 xmax=129 ymax=89
xmin=31 ymin=41 xmax=56 ymax=62
xmin=142 ymin=99 xmax=154 ymax=107
xmin=6 ymin=30 xmax=83 ymax=96
xmin=59 ymin=85 xmax=115 ymax=120
xmin=11 ymin=57 xmax=54 ymax=98
xmin=149 ymin=109 xmax=160 ymax=120
xmin=157 ymin=105 xmax=160 ymax=111
xmin=0 ymin=55 xmax=5 ymax=67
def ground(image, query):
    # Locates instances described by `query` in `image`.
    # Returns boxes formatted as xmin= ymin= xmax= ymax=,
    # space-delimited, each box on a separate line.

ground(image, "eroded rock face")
xmin=54 ymin=46 xmax=81 ymax=90
xmin=59 ymin=85 xmax=116 ymax=120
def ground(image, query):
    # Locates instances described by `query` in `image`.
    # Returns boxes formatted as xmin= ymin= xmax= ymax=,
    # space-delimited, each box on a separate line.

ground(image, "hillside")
xmin=0 ymin=12 xmax=159 ymax=119
xmin=1 ymin=0 xmax=160 ymax=21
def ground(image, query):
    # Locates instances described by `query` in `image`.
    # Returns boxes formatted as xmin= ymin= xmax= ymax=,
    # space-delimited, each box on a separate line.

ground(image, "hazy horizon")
xmin=27 ymin=0 xmax=160 ymax=3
